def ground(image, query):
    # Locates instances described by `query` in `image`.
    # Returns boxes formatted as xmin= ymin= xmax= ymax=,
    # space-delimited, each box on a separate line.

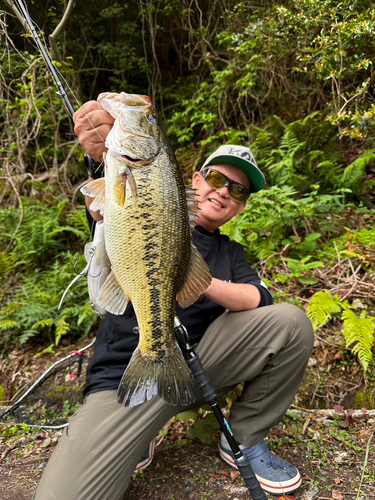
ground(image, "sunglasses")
xmin=200 ymin=168 xmax=251 ymax=203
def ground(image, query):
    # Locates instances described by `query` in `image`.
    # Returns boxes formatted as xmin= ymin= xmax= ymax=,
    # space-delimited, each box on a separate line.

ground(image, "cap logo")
xmin=227 ymin=147 xmax=255 ymax=165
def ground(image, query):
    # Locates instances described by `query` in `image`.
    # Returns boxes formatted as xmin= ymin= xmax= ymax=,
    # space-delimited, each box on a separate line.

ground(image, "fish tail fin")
xmin=117 ymin=345 xmax=196 ymax=408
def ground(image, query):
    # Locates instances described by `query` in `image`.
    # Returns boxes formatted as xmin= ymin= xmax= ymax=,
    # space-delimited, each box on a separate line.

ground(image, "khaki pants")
xmin=34 ymin=304 xmax=314 ymax=500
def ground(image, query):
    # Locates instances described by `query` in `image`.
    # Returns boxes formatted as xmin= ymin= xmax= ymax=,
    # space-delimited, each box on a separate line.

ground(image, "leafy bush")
xmin=221 ymin=184 xmax=349 ymax=265
xmin=249 ymin=113 xmax=375 ymax=201
xmin=167 ymin=0 xmax=375 ymax=143
xmin=0 ymin=198 xmax=98 ymax=349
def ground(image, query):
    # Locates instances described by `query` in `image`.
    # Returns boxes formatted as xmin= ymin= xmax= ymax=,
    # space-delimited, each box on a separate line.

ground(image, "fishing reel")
xmin=85 ymin=153 xmax=104 ymax=179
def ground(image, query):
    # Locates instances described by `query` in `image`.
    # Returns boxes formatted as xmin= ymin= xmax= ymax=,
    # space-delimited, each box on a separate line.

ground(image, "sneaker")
xmin=219 ymin=435 xmax=301 ymax=494
xmin=134 ymin=439 xmax=155 ymax=473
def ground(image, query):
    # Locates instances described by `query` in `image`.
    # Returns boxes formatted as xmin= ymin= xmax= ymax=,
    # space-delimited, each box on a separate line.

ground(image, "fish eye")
xmin=147 ymin=114 xmax=158 ymax=125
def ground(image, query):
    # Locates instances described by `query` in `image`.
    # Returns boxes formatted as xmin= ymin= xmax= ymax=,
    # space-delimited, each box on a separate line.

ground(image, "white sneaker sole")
xmin=219 ymin=445 xmax=302 ymax=494
xmin=134 ymin=439 xmax=155 ymax=473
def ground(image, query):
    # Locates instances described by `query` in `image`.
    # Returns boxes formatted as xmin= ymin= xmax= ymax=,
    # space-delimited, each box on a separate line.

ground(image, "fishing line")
xmin=14 ymin=0 xmax=107 ymax=146
xmin=0 ymin=339 xmax=96 ymax=429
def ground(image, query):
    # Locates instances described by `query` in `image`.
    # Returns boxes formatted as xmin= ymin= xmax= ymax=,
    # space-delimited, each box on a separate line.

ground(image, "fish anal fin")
xmin=177 ymin=243 xmax=212 ymax=308
xmin=96 ymin=270 xmax=130 ymax=315
xmin=117 ymin=345 xmax=196 ymax=407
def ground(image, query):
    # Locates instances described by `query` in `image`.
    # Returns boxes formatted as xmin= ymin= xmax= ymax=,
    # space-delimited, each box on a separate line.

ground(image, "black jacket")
xmin=84 ymin=225 xmax=273 ymax=396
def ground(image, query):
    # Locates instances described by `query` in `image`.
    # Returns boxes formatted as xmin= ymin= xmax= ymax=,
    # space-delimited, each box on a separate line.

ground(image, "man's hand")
xmin=73 ymin=101 xmax=115 ymax=161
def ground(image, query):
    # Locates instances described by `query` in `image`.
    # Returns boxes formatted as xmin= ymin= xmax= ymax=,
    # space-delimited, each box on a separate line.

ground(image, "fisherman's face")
xmin=192 ymin=164 xmax=249 ymax=232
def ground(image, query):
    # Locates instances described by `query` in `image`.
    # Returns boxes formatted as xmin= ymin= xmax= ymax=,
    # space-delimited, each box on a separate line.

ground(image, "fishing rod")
xmin=14 ymin=0 xmax=75 ymax=118
xmin=14 ymin=0 xmax=103 ymax=180
xmin=174 ymin=317 xmax=268 ymax=500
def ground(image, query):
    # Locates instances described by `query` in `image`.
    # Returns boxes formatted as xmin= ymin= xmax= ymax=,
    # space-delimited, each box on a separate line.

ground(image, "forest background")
xmin=0 ymin=0 xmax=375 ymax=413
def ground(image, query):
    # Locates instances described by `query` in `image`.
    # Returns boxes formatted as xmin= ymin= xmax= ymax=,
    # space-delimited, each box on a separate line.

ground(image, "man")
xmin=34 ymin=100 xmax=314 ymax=500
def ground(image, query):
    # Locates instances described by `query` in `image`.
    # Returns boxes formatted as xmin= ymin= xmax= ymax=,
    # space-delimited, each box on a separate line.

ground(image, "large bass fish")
xmin=81 ymin=92 xmax=212 ymax=408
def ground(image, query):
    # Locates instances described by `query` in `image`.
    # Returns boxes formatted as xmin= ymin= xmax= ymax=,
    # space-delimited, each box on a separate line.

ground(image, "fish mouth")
xmin=122 ymin=155 xmax=142 ymax=163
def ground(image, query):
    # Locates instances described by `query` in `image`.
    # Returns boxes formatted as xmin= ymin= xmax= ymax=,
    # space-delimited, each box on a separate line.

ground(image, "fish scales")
xmin=81 ymin=92 xmax=212 ymax=407
xmin=107 ymin=162 xmax=189 ymax=358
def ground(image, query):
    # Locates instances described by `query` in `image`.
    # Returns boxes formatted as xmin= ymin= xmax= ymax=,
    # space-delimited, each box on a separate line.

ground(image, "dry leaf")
xmin=230 ymin=471 xmax=241 ymax=482
xmin=42 ymin=437 xmax=51 ymax=448
xmin=332 ymin=490 xmax=344 ymax=500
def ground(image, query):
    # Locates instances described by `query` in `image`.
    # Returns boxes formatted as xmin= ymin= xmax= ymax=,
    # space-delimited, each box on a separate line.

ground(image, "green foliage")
xmin=342 ymin=310 xmax=375 ymax=372
xmin=221 ymin=184 xmax=348 ymax=265
xmin=316 ymin=224 xmax=375 ymax=269
xmin=307 ymin=291 xmax=375 ymax=372
xmin=248 ymin=113 xmax=375 ymax=202
xmin=178 ymin=409 xmax=220 ymax=444
xmin=340 ymin=149 xmax=375 ymax=192
xmin=280 ymin=256 xmax=324 ymax=286
xmin=307 ymin=291 xmax=345 ymax=330
xmin=1 ymin=0 xmax=374 ymax=383
xmin=0 ymin=199 xmax=98 ymax=348
xmin=167 ymin=0 xmax=375 ymax=142
xmin=0 ymin=31 xmax=77 ymax=194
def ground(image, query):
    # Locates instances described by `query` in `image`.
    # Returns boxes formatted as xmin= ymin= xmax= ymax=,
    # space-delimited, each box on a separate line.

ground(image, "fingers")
xmin=73 ymin=101 xmax=115 ymax=161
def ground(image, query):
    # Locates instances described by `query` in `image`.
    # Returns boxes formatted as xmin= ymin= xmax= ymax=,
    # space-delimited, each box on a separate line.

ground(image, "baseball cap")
xmin=201 ymin=145 xmax=265 ymax=193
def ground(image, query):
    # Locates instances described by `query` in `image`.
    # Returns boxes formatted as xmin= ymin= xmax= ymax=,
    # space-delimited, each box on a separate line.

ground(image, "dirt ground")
xmin=0 ymin=338 xmax=374 ymax=500
xmin=0 ymin=414 xmax=374 ymax=500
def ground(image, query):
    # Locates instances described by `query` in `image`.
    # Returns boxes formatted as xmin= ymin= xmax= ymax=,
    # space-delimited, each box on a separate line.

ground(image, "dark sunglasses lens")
xmin=203 ymin=169 xmax=250 ymax=202
xmin=204 ymin=170 xmax=227 ymax=188
xmin=229 ymin=184 xmax=249 ymax=202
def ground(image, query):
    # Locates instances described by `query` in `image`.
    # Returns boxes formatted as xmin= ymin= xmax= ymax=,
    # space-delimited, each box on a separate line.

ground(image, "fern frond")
xmin=316 ymin=160 xmax=341 ymax=187
xmin=340 ymin=149 xmax=375 ymax=191
xmin=31 ymin=318 xmax=54 ymax=330
xmin=342 ymin=310 xmax=375 ymax=372
xmin=0 ymin=319 xmax=18 ymax=330
xmin=306 ymin=290 xmax=343 ymax=330
xmin=77 ymin=300 xmax=95 ymax=327
xmin=54 ymin=316 xmax=70 ymax=346
xmin=306 ymin=119 xmax=334 ymax=151
xmin=19 ymin=329 xmax=37 ymax=345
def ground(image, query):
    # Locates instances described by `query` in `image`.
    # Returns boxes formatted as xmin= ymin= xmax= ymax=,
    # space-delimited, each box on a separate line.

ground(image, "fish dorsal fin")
xmin=81 ymin=178 xmax=106 ymax=215
xmin=185 ymin=187 xmax=200 ymax=231
xmin=177 ymin=242 xmax=212 ymax=308
xmin=97 ymin=270 xmax=130 ymax=315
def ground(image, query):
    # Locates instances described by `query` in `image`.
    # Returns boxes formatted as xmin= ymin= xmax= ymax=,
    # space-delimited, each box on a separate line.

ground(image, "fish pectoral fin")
xmin=126 ymin=168 xmax=138 ymax=200
xmin=90 ymin=197 xmax=105 ymax=215
xmin=81 ymin=178 xmax=106 ymax=198
xmin=81 ymin=179 xmax=106 ymax=214
xmin=185 ymin=187 xmax=201 ymax=231
xmin=114 ymin=174 xmax=127 ymax=207
xmin=117 ymin=345 xmax=196 ymax=407
xmin=96 ymin=270 xmax=130 ymax=315
xmin=177 ymin=242 xmax=212 ymax=308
